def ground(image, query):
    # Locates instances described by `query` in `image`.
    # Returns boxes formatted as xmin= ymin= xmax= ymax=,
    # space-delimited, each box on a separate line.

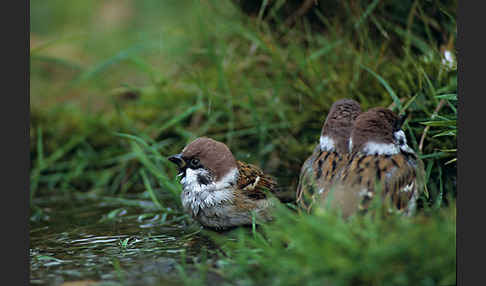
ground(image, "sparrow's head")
xmin=320 ymin=99 xmax=362 ymax=153
xmin=350 ymin=107 xmax=410 ymax=155
xmin=168 ymin=137 xmax=238 ymax=187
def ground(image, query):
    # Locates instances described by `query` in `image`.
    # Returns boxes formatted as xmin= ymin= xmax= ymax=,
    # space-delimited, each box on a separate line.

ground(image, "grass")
xmin=30 ymin=0 xmax=456 ymax=284
xmin=199 ymin=199 xmax=456 ymax=286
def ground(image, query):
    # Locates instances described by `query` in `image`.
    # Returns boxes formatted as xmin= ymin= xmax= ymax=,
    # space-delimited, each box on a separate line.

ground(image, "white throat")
xmin=362 ymin=141 xmax=400 ymax=155
xmin=360 ymin=130 xmax=415 ymax=156
xmin=320 ymin=135 xmax=335 ymax=152
xmin=180 ymin=167 xmax=238 ymax=217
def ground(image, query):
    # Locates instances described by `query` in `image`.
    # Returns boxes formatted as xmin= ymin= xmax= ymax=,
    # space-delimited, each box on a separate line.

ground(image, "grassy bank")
xmin=188 ymin=200 xmax=455 ymax=286
xmin=30 ymin=0 xmax=456 ymax=284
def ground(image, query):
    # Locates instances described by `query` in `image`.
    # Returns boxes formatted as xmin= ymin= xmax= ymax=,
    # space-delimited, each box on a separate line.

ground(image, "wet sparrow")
xmin=168 ymin=137 xmax=278 ymax=229
xmin=296 ymin=99 xmax=362 ymax=212
xmin=326 ymin=107 xmax=425 ymax=217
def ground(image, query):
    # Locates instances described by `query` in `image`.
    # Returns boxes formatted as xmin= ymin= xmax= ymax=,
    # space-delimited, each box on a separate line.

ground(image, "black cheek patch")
xmin=197 ymin=174 xmax=211 ymax=185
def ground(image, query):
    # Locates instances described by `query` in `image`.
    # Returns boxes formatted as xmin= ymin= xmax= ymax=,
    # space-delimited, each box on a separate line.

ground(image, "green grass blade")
xmin=140 ymin=169 xmax=164 ymax=211
xmin=361 ymin=64 xmax=402 ymax=111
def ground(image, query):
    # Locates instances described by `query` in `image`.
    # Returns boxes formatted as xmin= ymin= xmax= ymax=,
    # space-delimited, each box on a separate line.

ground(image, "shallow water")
xmin=30 ymin=194 xmax=218 ymax=286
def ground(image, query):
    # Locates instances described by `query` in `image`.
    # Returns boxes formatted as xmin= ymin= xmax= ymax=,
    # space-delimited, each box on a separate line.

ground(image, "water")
xmin=30 ymin=194 xmax=219 ymax=286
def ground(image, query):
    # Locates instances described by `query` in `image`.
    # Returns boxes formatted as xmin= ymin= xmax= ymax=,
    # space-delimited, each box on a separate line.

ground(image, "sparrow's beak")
xmin=168 ymin=153 xmax=186 ymax=169
xmin=394 ymin=113 xmax=407 ymax=131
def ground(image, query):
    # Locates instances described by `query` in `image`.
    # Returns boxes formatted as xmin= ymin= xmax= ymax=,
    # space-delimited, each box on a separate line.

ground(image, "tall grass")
xmin=196 ymin=198 xmax=456 ymax=286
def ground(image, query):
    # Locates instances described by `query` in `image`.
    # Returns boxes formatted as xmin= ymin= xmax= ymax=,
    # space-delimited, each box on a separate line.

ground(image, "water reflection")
xmin=30 ymin=195 xmax=212 ymax=286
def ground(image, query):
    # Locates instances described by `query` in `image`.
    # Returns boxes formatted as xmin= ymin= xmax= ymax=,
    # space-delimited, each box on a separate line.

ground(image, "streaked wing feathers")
xmin=236 ymin=160 xmax=277 ymax=200
xmin=340 ymin=153 xmax=421 ymax=210
xmin=296 ymin=148 xmax=349 ymax=211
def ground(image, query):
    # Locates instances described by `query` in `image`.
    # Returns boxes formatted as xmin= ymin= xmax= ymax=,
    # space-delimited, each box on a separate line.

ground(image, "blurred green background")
xmin=30 ymin=0 xmax=456 ymax=203
xmin=30 ymin=1 xmax=456 ymax=284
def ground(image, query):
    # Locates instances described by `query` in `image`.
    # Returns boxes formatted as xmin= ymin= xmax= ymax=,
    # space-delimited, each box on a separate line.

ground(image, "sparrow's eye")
xmin=190 ymin=158 xmax=200 ymax=168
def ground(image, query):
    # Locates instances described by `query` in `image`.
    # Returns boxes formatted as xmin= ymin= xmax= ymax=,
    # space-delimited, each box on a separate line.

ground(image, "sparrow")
xmin=296 ymin=99 xmax=362 ymax=212
xmin=324 ymin=107 xmax=425 ymax=217
xmin=168 ymin=137 xmax=279 ymax=229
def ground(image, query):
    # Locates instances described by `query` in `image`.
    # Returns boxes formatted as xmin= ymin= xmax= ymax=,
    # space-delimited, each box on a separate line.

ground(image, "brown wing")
xmin=313 ymin=151 xmax=349 ymax=200
xmin=339 ymin=153 xmax=421 ymax=211
xmin=296 ymin=148 xmax=349 ymax=212
xmin=236 ymin=160 xmax=278 ymax=200
xmin=381 ymin=154 xmax=421 ymax=210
